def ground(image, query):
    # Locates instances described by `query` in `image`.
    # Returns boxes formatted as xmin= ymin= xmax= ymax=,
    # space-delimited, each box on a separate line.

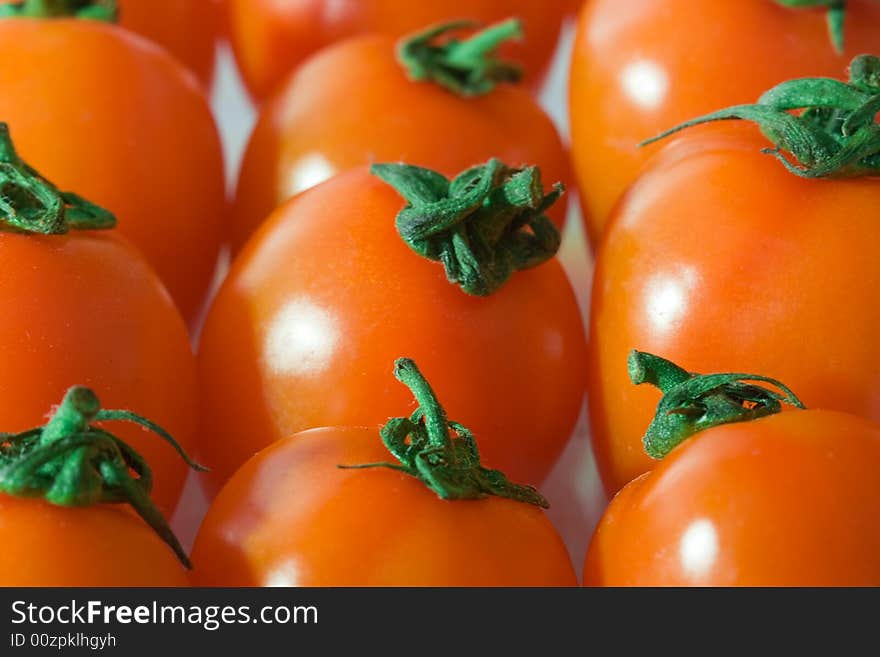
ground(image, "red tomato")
xmin=0 ymin=18 xmax=226 ymax=326
xmin=585 ymin=410 xmax=880 ymax=586
xmin=226 ymin=0 xmax=567 ymax=100
xmin=192 ymin=426 xmax=576 ymax=586
xmin=198 ymin=166 xmax=586 ymax=495
xmin=0 ymin=384 xmax=195 ymax=584
xmin=0 ymin=496 xmax=190 ymax=586
xmin=118 ymin=0 xmax=221 ymax=88
xmin=0 ymin=229 xmax=197 ymax=516
xmin=588 ymin=126 xmax=880 ymax=495
xmin=569 ymin=0 xmax=880 ymax=244
xmin=232 ymin=31 xmax=570 ymax=251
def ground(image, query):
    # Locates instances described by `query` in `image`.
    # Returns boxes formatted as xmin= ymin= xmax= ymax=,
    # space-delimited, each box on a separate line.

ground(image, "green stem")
xmin=397 ymin=19 xmax=523 ymax=96
xmin=39 ymin=386 xmax=100 ymax=446
xmin=372 ymin=159 xmax=563 ymax=296
xmin=0 ymin=386 xmax=205 ymax=568
xmin=640 ymin=54 xmax=880 ymax=178
xmin=0 ymin=124 xmax=115 ymax=233
xmin=0 ymin=0 xmax=117 ymax=20
xmin=630 ymin=351 xmax=806 ymax=459
xmin=340 ymin=358 xmax=549 ymax=508
xmin=773 ymin=0 xmax=847 ymax=53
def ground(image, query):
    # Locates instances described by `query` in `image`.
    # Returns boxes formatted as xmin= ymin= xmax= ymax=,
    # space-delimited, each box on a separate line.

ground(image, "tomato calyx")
xmin=0 ymin=123 xmax=116 ymax=234
xmin=774 ymin=0 xmax=847 ymax=53
xmin=397 ymin=19 xmax=523 ymax=97
xmin=372 ymin=159 xmax=563 ymax=296
xmin=340 ymin=358 xmax=549 ymax=508
xmin=0 ymin=386 xmax=206 ymax=568
xmin=641 ymin=54 xmax=880 ymax=179
xmin=630 ymin=351 xmax=806 ymax=459
xmin=0 ymin=0 xmax=117 ymax=21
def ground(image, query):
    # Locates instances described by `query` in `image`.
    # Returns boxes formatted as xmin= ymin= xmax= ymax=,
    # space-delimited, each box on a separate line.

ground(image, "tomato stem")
xmin=641 ymin=54 xmax=880 ymax=178
xmin=0 ymin=0 xmax=117 ymax=20
xmin=773 ymin=0 xmax=847 ymax=53
xmin=0 ymin=124 xmax=116 ymax=233
xmin=340 ymin=358 xmax=549 ymax=508
xmin=372 ymin=159 xmax=563 ymax=296
xmin=397 ymin=19 xmax=523 ymax=96
xmin=0 ymin=386 xmax=206 ymax=568
xmin=630 ymin=351 xmax=807 ymax=459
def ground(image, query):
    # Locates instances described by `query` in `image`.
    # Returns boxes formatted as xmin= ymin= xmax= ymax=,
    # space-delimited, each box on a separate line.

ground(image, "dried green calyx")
xmin=340 ymin=358 xmax=548 ymax=508
xmin=0 ymin=0 xmax=117 ymax=20
xmin=398 ymin=19 xmax=523 ymax=97
xmin=630 ymin=351 xmax=806 ymax=459
xmin=372 ymin=159 xmax=563 ymax=296
xmin=0 ymin=386 xmax=205 ymax=568
xmin=642 ymin=54 xmax=880 ymax=179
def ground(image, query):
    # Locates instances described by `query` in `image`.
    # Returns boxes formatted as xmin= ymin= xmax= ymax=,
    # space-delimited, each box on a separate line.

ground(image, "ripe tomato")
xmin=0 ymin=18 xmax=226 ymax=326
xmin=585 ymin=410 xmax=880 ymax=586
xmin=231 ymin=30 xmax=569 ymax=252
xmin=226 ymin=0 xmax=567 ymax=101
xmin=117 ymin=0 xmax=221 ymax=88
xmin=192 ymin=426 xmax=577 ymax=586
xmin=0 ymin=496 xmax=189 ymax=586
xmin=0 ymin=124 xmax=198 ymax=516
xmin=0 ymin=384 xmax=195 ymax=585
xmin=0 ymin=231 xmax=198 ymax=516
xmin=569 ymin=0 xmax=880 ymax=244
xmin=199 ymin=166 xmax=586 ymax=495
xmin=588 ymin=125 xmax=880 ymax=495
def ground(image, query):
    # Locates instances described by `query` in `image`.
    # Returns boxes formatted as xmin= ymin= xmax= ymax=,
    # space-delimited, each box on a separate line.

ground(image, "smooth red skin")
xmin=0 ymin=232 xmax=198 ymax=516
xmin=0 ymin=20 xmax=226 ymax=327
xmin=584 ymin=411 xmax=880 ymax=586
xmin=0 ymin=496 xmax=189 ymax=586
xmin=199 ymin=167 xmax=587 ymax=496
xmin=569 ymin=0 xmax=880 ymax=245
xmin=227 ymin=0 xmax=566 ymax=101
xmin=231 ymin=34 xmax=570 ymax=252
xmin=588 ymin=126 xmax=880 ymax=495
xmin=117 ymin=0 xmax=220 ymax=88
xmin=192 ymin=427 xmax=577 ymax=587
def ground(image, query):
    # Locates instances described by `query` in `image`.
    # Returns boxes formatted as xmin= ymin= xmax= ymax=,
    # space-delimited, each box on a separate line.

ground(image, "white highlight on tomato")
xmin=264 ymin=559 xmax=302 ymax=587
xmin=643 ymin=266 xmax=698 ymax=335
xmin=620 ymin=59 xmax=669 ymax=110
xmin=264 ymin=298 xmax=340 ymax=375
xmin=679 ymin=518 xmax=719 ymax=579
xmin=282 ymin=152 xmax=336 ymax=199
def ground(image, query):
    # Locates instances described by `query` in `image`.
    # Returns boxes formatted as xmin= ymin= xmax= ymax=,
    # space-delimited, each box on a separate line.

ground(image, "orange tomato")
xmin=0 ymin=496 xmax=189 ymax=586
xmin=588 ymin=126 xmax=880 ymax=495
xmin=0 ymin=18 xmax=226 ymax=326
xmin=585 ymin=410 xmax=880 ymax=586
xmin=118 ymin=0 xmax=221 ymax=88
xmin=192 ymin=427 xmax=576 ymax=586
xmin=226 ymin=0 xmax=567 ymax=101
xmin=198 ymin=167 xmax=586 ymax=495
xmin=231 ymin=32 xmax=569 ymax=252
xmin=569 ymin=0 xmax=880 ymax=245
xmin=0 ymin=231 xmax=197 ymax=516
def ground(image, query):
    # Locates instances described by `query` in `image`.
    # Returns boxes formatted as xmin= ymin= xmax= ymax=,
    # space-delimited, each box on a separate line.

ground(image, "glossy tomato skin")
xmin=584 ymin=411 xmax=880 ymax=586
xmin=199 ymin=168 xmax=587 ymax=496
xmin=588 ymin=126 xmax=880 ymax=495
xmin=0 ymin=496 xmax=189 ymax=586
xmin=0 ymin=19 xmax=226 ymax=327
xmin=231 ymin=34 xmax=569 ymax=252
xmin=0 ymin=232 xmax=197 ymax=516
xmin=192 ymin=427 xmax=577 ymax=587
xmin=227 ymin=0 xmax=566 ymax=101
xmin=118 ymin=0 xmax=220 ymax=87
xmin=570 ymin=0 xmax=880 ymax=245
